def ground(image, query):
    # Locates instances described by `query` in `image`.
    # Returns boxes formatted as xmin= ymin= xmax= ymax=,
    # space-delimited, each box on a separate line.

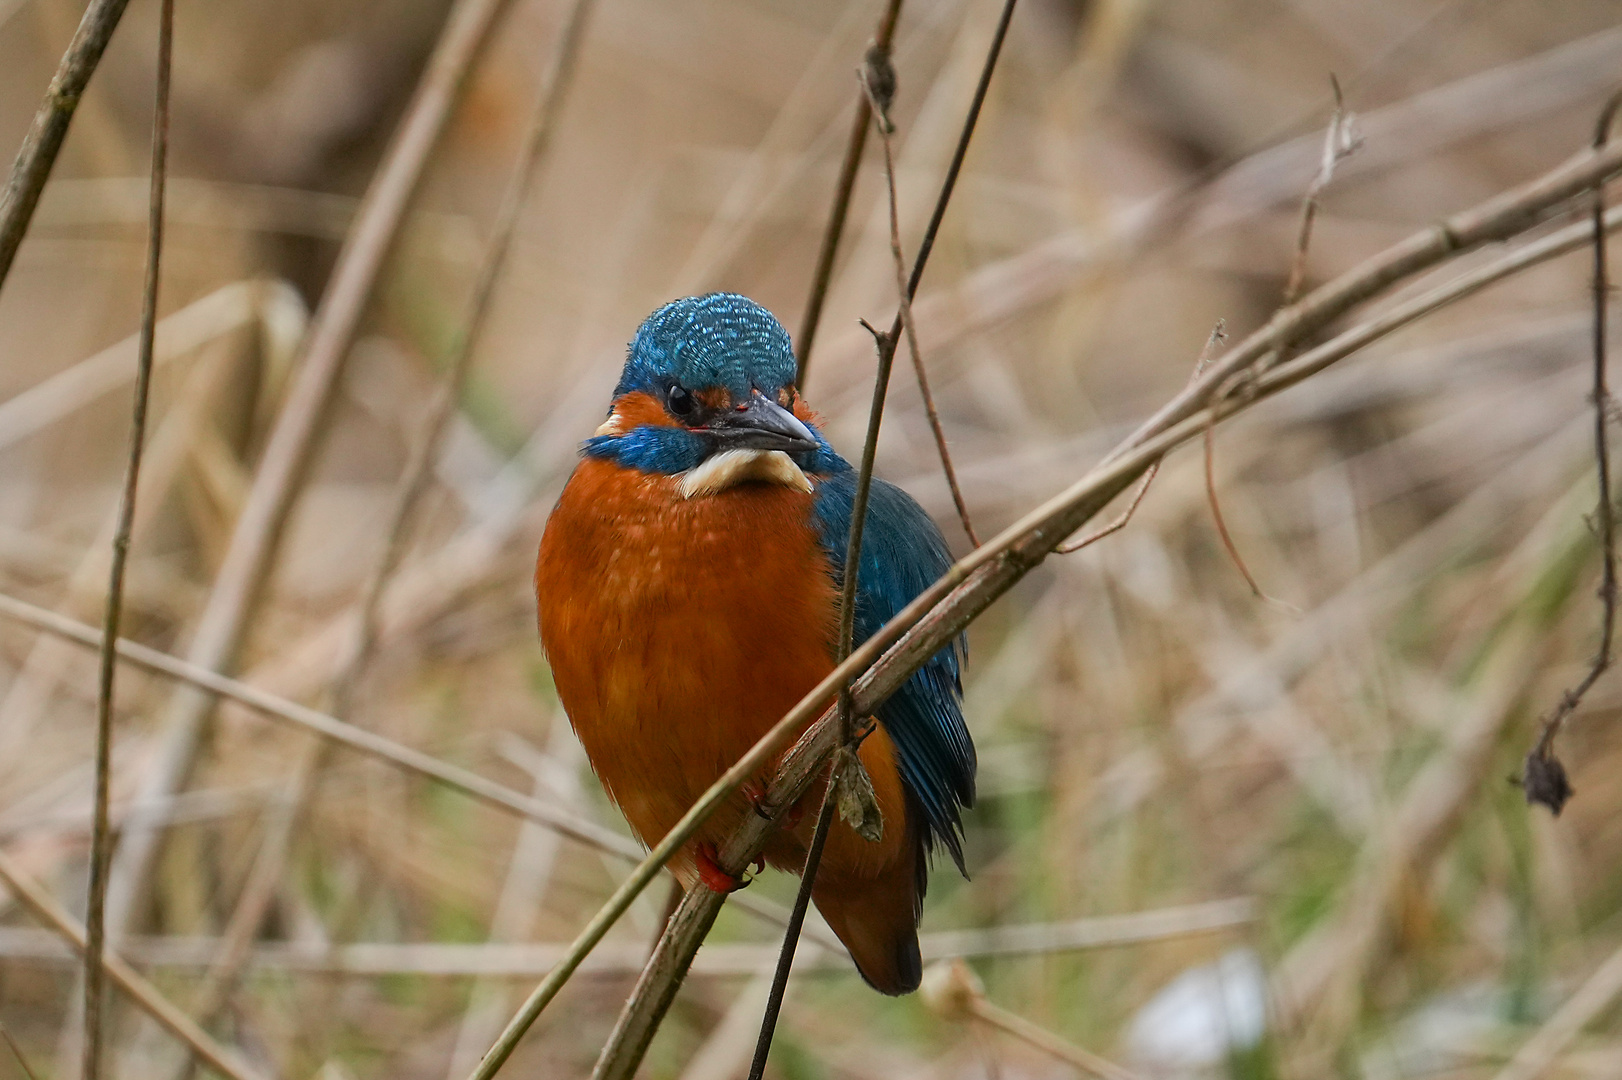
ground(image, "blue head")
xmin=585 ymin=293 xmax=845 ymax=478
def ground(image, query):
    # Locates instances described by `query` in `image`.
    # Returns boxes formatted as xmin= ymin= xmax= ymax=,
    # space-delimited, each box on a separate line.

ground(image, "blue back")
xmin=812 ymin=464 xmax=975 ymax=877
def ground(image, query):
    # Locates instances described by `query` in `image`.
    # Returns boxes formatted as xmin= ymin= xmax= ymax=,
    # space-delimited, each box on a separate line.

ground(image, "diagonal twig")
xmin=82 ymin=0 xmax=173 ymax=1075
xmin=1521 ymin=88 xmax=1622 ymax=815
xmin=861 ymin=48 xmax=978 ymax=547
xmin=1491 ymin=938 xmax=1622 ymax=1080
xmin=1198 ymin=79 xmax=1361 ymax=613
xmin=0 ymin=852 xmax=266 ymax=1080
xmin=1059 ymin=322 xmax=1226 ymax=554
xmin=0 ymin=0 xmax=135 ymax=293
xmin=795 ymin=0 xmax=904 ymax=386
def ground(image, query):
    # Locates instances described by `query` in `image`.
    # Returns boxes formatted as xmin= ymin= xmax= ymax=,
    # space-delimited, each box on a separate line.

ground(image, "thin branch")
xmin=920 ymin=960 xmax=1143 ymax=1080
xmin=466 ymin=123 xmax=1622 ymax=1080
xmin=1521 ymin=89 xmax=1622 ymax=814
xmin=1282 ymin=74 xmax=1362 ymax=306
xmin=862 ymin=51 xmax=978 ymax=547
xmin=0 ymin=897 xmax=1257 ymax=975
xmin=741 ymin=784 xmax=839 ymax=1080
xmin=1202 ymin=418 xmax=1299 ymax=615
xmin=0 ymin=852 xmax=267 ymax=1080
xmin=1194 ymin=80 xmax=1357 ymax=610
xmin=84 ymin=4 xmax=171 ymax=1076
xmin=0 ymin=0 xmax=134 ymax=292
xmin=795 ymin=0 xmax=904 ymax=386
xmin=741 ymin=55 xmax=920 ymax=1076
xmin=1059 ymin=321 xmax=1225 ymax=553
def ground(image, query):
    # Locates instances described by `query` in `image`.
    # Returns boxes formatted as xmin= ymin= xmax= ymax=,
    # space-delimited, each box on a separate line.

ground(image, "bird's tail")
xmin=812 ymin=832 xmax=923 ymax=995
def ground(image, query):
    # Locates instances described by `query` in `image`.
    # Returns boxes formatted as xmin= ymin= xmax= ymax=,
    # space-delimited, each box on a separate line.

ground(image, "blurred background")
xmin=0 ymin=0 xmax=1620 ymax=1077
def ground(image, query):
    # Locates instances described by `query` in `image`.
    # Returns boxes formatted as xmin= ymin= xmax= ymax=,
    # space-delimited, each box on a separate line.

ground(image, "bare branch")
xmin=1282 ymin=74 xmax=1362 ymax=307
xmin=1521 ymin=89 xmax=1622 ymax=814
xmin=1059 ymin=322 xmax=1226 ymax=554
xmin=795 ymin=0 xmax=904 ymax=385
xmin=862 ymin=49 xmax=978 ymax=547
xmin=83 ymin=3 xmax=171 ymax=1075
xmin=0 ymin=0 xmax=134 ymax=292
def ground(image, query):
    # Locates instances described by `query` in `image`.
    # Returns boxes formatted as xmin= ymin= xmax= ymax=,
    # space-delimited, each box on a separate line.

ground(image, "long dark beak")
xmin=705 ymin=391 xmax=818 ymax=453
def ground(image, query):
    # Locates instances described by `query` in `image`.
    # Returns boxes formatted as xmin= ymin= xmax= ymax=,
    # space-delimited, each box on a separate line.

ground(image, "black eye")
xmin=667 ymin=384 xmax=694 ymax=416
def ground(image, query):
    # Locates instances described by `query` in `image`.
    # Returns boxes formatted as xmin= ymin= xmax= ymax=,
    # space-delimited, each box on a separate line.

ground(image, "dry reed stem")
xmin=0 ymin=897 xmax=1256 ymax=976
xmin=102 ymin=0 xmax=520 ymax=945
xmin=862 ymin=54 xmax=978 ymax=547
xmin=82 ymin=1 xmax=171 ymax=1074
xmin=182 ymin=0 xmax=596 ymax=1049
xmin=0 ymin=851 xmax=266 ymax=1080
xmin=794 ymin=0 xmax=904 ymax=385
xmin=0 ymin=0 xmax=134 ymax=290
xmin=466 ymin=127 xmax=1622 ymax=1080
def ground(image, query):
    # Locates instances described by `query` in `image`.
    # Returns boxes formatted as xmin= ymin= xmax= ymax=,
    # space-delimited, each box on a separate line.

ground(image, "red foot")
xmin=742 ymin=779 xmax=805 ymax=829
xmin=695 ymin=843 xmax=746 ymax=893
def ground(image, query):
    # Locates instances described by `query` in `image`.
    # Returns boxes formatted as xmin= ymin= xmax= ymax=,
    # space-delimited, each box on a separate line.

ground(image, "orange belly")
xmin=534 ymin=457 xmax=910 ymax=886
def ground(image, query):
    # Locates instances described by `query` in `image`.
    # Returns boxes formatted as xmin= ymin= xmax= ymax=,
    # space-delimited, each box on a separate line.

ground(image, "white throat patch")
xmin=679 ymin=449 xmax=812 ymax=499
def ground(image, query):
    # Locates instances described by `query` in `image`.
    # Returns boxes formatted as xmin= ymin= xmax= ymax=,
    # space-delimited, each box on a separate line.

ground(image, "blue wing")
xmin=811 ymin=466 xmax=975 ymax=876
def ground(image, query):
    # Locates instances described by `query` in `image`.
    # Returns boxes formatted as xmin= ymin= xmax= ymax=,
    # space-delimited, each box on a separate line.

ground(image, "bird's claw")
xmin=742 ymin=779 xmax=804 ymax=829
xmin=695 ymin=843 xmax=759 ymax=893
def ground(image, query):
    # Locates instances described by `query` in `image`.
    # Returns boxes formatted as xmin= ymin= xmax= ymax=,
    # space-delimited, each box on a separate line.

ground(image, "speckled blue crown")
xmin=615 ymin=293 xmax=796 ymax=399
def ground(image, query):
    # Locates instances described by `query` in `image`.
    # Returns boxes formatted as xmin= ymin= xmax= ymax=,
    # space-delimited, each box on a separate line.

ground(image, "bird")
xmin=535 ymin=292 xmax=974 ymax=995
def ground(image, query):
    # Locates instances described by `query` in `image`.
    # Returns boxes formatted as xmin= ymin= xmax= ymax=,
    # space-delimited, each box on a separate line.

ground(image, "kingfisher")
xmin=535 ymin=293 xmax=974 ymax=995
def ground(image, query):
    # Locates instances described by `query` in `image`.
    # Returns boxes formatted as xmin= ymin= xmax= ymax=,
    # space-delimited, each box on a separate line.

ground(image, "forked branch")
xmin=1521 ymin=89 xmax=1622 ymax=814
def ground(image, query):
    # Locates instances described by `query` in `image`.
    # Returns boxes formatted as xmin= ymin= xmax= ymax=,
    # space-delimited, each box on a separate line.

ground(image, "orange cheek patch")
xmin=611 ymin=391 xmax=684 ymax=430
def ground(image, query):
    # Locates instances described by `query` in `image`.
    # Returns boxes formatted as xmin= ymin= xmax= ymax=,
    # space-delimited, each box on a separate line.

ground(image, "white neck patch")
xmin=679 ymin=448 xmax=812 ymax=499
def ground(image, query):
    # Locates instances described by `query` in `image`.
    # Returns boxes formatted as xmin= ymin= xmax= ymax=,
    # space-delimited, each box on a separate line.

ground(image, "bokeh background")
xmin=0 ymin=0 xmax=1620 ymax=1077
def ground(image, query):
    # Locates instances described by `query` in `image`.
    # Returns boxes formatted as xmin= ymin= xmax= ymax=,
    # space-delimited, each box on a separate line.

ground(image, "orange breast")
xmin=536 ymin=456 xmax=910 ymax=881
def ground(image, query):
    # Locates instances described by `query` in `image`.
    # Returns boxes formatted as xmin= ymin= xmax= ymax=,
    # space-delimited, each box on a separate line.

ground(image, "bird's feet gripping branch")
xmin=535 ymin=293 xmax=976 ymax=995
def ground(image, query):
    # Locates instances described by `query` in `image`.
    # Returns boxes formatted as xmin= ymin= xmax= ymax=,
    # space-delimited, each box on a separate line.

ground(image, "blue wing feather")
xmin=811 ymin=466 xmax=974 ymax=876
